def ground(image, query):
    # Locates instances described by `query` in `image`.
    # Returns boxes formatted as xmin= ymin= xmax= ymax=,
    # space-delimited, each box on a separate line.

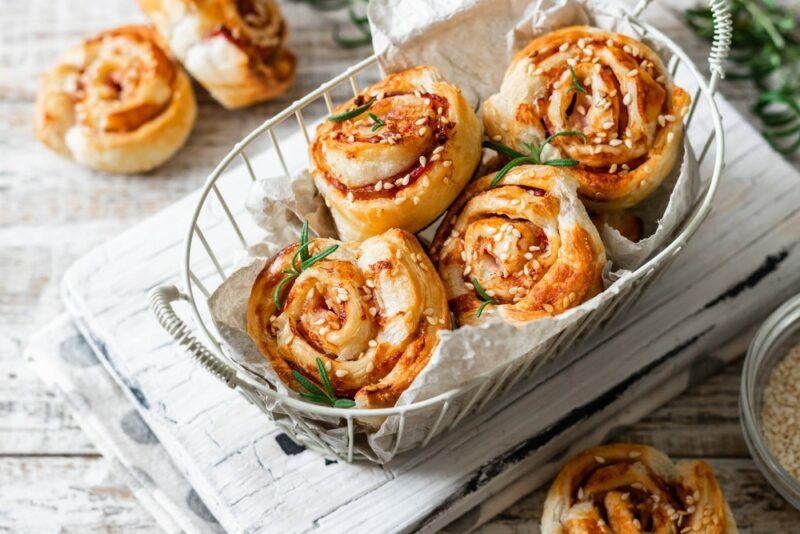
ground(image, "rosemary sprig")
xmin=294 ymin=0 xmax=372 ymax=48
xmin=369 ymin=112 xmax=385 ymax=131
xmin=292 ymin=357 xmax=356 ymax=408
xmin=568 ymin=66 xmax=588 ymax=95
xmin=472 ymin=278 xmax=497 ymax=317
xmin=273 ymin=221 xmax=339 ymax=310
xmin=328 ymin=97 xmax=376 ymax=122
xmin=484 ymin=131 xmax=585 ymax=187
xmin=686 ymin=0 xmax=800 ymax=154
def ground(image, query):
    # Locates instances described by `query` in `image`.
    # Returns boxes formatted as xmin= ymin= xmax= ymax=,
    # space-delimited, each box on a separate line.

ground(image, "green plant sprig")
xmin=273 ymin=221 xmax=339 ymax=310
xmin=472 ymin=278 xmax=498 ymax=317
xmin=568 ymin=66 xmax=588 ymax=95
xmin=295 ymin=0 xmax=372 ymax=48
xmin=328 ymin=97 xmax=376 ymax=122
xmin=292 ymin=357 xmax=356 ymax=408
xmin=368 ymin=112 xmax=385 ymax=131
xmin=686 ymin=0 xmax=800 ymax=154
xmin=483 ymin=130 xmax=586 ymax=187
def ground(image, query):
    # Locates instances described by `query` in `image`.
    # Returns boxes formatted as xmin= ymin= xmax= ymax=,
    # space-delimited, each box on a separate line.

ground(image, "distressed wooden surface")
xmin=2 ymin=0 xmax=800 ymax=531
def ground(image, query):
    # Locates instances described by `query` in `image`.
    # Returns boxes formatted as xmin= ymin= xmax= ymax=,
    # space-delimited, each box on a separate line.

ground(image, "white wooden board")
xmin=59 ymin=81 xmax=800 ymax=532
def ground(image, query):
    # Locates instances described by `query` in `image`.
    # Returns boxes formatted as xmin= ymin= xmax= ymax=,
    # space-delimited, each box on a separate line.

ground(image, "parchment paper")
xmin=208 ymin=0 xmax=703 ymax=460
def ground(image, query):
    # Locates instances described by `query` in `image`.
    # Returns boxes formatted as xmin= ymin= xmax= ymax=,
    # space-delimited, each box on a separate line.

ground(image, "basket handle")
xmin=633 ymin=0 xmax=731 ymax=92
xmin=148 ymin=284 xmax=239 ymax=389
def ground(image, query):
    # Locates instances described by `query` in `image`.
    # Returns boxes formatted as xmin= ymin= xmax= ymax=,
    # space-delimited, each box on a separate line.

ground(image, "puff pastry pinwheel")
xmin=247 ymin=227 xmax=450 ymax=409
xmin=34 ymin=25 xmax=196 ymax=174
xmin=483 ymin=26 xmax=690 ymax=211
xmin=310 ymin=66 xmax=483 ymax=241
xmin=138 ymin=0 xmax=296 ymax=108
xmin=541 ymin=443 xmax=738 ymax=534
xmin=430 ymin=165 xmax=605 ymax=327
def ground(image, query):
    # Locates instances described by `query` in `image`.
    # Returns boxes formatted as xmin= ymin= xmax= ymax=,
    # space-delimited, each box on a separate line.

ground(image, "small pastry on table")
xmin=34 ymin=25 xmax=197 ymax=173
xmin=541 ymin=443 xmax=737 ymax=533
xmin=138 ymin=0 xmax=296 ymax=108
xmin=484 ymin=26 xmax=690 ymax=211
xmin=247 ymin=227 xmax=450 ymax=409
xmin=310 ymin=66 xmax=483 ymax=241
xmin=430 ymin=165 xmax=606 ymax=327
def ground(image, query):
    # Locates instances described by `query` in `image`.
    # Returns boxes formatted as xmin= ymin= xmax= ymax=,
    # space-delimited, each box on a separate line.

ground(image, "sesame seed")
xmin=422 ymin=176 xmax=430 ymax=187
xmin=624 ymin=139 xmax=633 ymax=149
xmin=623 ymin=93 xmax=632 ymax=105
xmin=665 ymin=114 xmax=676 ymax=122
xmin=394 ymin=196 xmax=405 ymax=205
xmin=384 ymin=181 xmax=394 ymax=190
xmin=602 ymin=120 xmax=614 ymax=130
xmin=419 ymin=156 xmax=427 ymax=167
xmin=667 ymin=132 xmax=675 ymax=143
xmin=658 ymin=115 xmax=666 ymax=127
xmin=559 ymin=43 xmax=569 ymax=52
xmin=418 ymin=127 xmax=427 ymax=136
xmin=415 ymin=117 xmax=426 ymax=125
xmin=627 ymin=68 xmax=639 ymax=77
xmin=335 ymin=369 xmax=348 ymax=377
xmin=609 ymin=139 xmax=623 ymax=146
xmin=374 ymin=181 xmax=383 ymax=191
xmin=594 ymin=455 xmax=605 ymax=463
xmin=443 ymin=160 xmax=453 ymax=167
xmin=347 ymin=192 xmax=354 ymax=202
xmin=609 ymin=163 xmax=618 ymax=173
xmin=567 ymin=58 xmax=577 ymax=67
xmin=412 ymin=196 xmax=420 ymax=205
xmin=544 ymin=303 xmax=555 ymax=313
xmin=368 ymin=340 xmax=377 ymax=347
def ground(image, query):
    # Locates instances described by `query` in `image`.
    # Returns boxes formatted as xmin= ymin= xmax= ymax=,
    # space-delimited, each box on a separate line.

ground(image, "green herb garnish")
xmin=328 ymin=97 xmax=376 ymax=122
xmin=301 ymin=0 xmax=372 ymax=49
xmin=686 ymin=0 xmax=800 ymax=154
xmin=485 ymin=131 xmax=586 ymax=187
xmin=368 ymin=112 xmax=385 ymax=131
xmin=273 ymin=221 xmax=339 ymax=310
xmin=568 ymin=65 xmax=588 ymax=95
xmin=472 ymin=278 xmax=498 ymax=317
xmin=292 ymin=357 xmax=356 ymax=408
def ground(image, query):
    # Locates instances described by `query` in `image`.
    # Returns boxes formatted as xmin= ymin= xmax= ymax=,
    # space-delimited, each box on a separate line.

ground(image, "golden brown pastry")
xmin=34 ymin=25 xmax=196 ymax=173
xmin=542 ymin=443 xmax=738 ymax=534
xmin=484 ymin=26 xmax=690 ymax=211
xmin=246 ymin=228 xmax=450 ymax=409
xmin=310 ymin=66 xmax=483 ymax=241
xmin=138 ymin=0 xmax=295 ymax=108
xmin=430 ymin=165 xmax=605 ymax=327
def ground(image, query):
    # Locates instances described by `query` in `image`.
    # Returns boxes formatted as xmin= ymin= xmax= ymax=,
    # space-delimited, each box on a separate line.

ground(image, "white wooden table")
xmin=2 ymin=0 xmax=799 ymax=531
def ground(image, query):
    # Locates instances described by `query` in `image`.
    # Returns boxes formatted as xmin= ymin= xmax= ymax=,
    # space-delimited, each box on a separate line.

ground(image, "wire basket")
xmin=149 ymin=0 xmax=731 ymax=463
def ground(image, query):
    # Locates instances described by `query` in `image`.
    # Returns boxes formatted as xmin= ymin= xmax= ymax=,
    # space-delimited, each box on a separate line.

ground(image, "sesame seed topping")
xmin=559 ymin=43 xmax=569 ymax=52
xmin=368 ymin=340 xmax=377 ymax=347
xmin=418 ymin=127 xmax=428 ymax=136
xmin=543 ymin=303 xmax=555 ymax=313
xmin=347 ymin=192 xmax=354 ymax=201
xmin=609 ymin=139 xmax=623 ymax=146
xmin=627 ymin=68 xmax=639 ymax=77
xmin=623 ymin=93 xmax=633 ymax=105
xmin=335 ymin=369 xmax=348 ymax=377
xmin=667 ymin=132 xmax=675 ymax=143
xmin=415 ymin=117 xmax=426 ymax=125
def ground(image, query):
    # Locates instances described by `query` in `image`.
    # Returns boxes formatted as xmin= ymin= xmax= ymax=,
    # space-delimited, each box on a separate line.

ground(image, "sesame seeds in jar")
xmin=761 ymin=344 xmax=800 ymax=480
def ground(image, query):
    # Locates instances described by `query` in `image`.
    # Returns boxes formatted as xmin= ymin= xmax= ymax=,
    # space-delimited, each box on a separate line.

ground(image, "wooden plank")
xmin=0 ymin=456 xmax=157 ymax=532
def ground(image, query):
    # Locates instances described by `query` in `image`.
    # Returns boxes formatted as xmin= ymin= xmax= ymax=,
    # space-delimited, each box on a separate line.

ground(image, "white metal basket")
xmin=149 ymin=0 xmax=732 ymax=463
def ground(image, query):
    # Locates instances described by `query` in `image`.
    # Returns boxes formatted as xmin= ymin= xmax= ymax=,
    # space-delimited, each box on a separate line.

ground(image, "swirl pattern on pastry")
xmin=138 ymin=0 xmax=296 ymax=108
xmin=310 ymin=66 xmax=482 ymax=241
xmin=541 ymin=443 xmax=738 ymax=534
xmin=246 ymin=228 xmax=450 ymax=409
xmin=430 ymin=165 xmax=605 ymax=327
xmin=484 ymin=26 xmax=690 ymax=211
xmin=34 ymin=25 xmax=196 ymax=173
